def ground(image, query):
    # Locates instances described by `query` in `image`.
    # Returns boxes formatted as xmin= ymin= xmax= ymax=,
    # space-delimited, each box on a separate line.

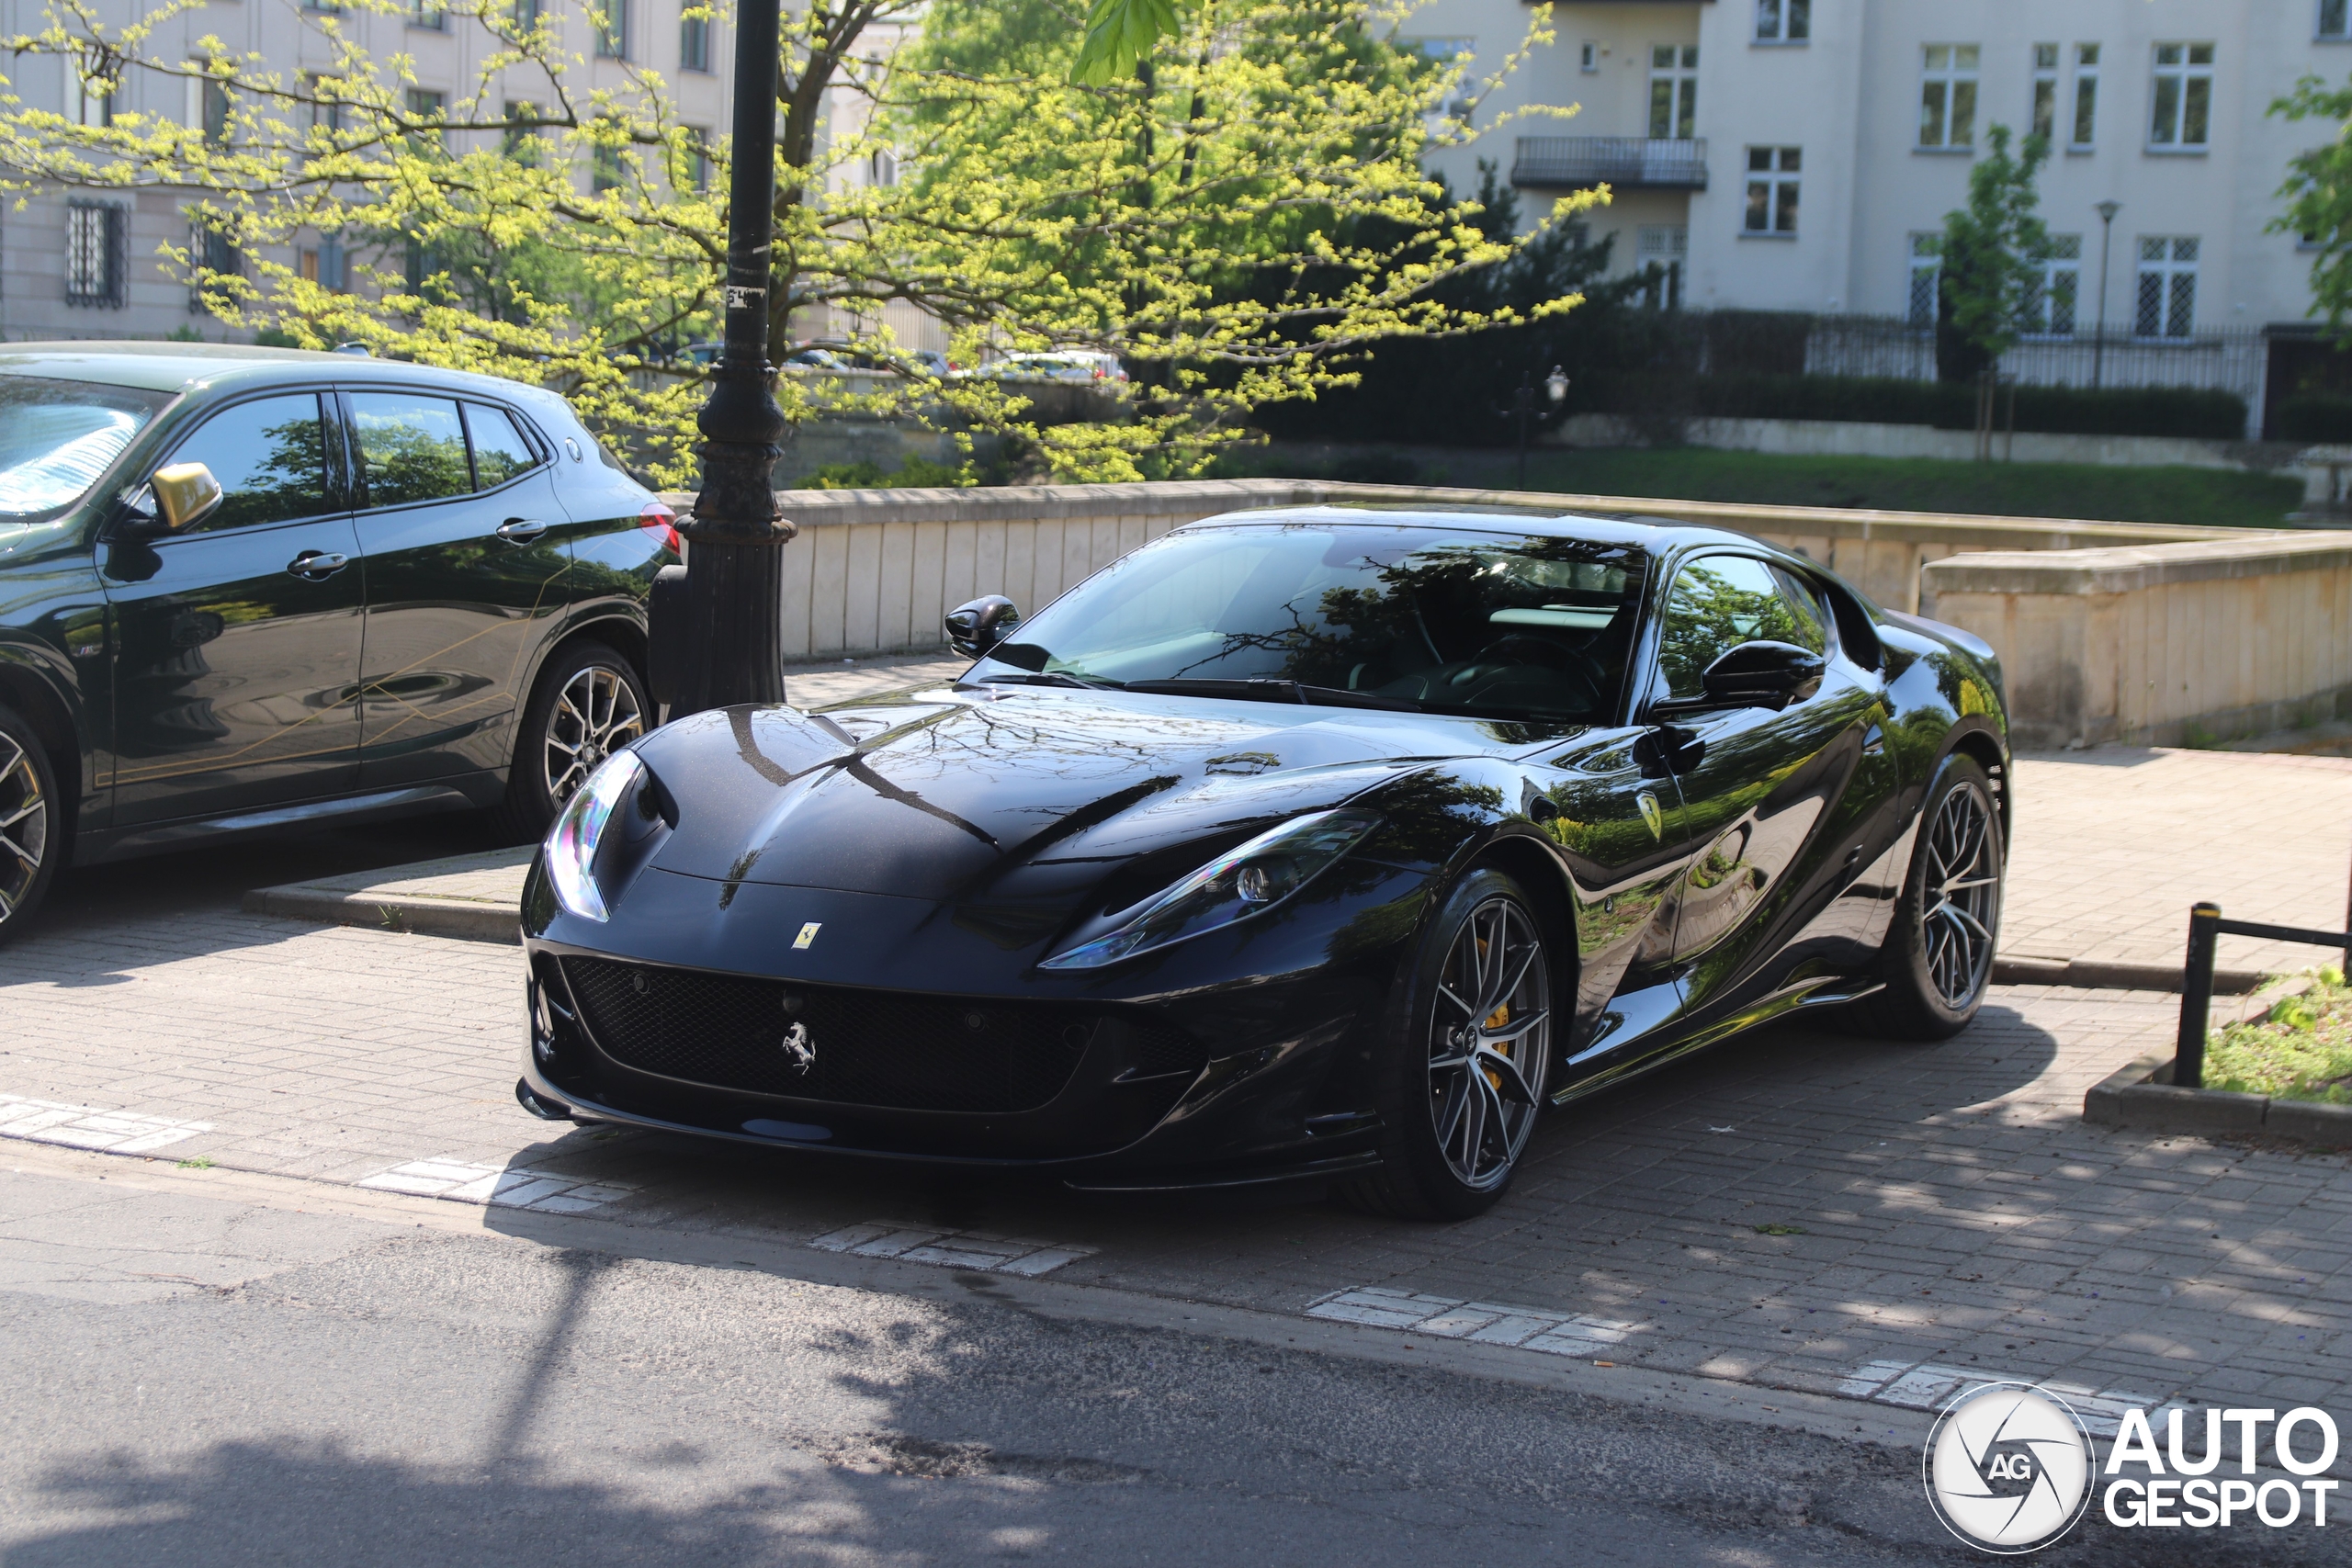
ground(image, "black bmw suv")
xmin=0 ymin=343 xmax=676 ymax=941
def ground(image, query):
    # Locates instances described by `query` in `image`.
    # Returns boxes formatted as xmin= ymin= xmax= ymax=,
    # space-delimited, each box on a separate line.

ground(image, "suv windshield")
xmin=973 ymin=522 xmax=1649 ymax=723
xmin=0 ymin=377 xmax=175 ymax=525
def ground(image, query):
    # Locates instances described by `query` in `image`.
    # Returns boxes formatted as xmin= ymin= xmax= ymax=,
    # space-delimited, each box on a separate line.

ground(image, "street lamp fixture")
xmin=1509 ymin=366 xmax=1569 ymax=491
xmin=2092 ymin=199 xmax=2120 ymax=392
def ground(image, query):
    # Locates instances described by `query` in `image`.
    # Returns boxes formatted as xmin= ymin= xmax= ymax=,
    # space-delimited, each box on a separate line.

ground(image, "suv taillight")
xmin=639 ymin=502 xmax=681 ymax=557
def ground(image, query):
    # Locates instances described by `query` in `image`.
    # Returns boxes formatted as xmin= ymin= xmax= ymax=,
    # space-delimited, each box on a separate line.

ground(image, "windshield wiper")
xmin=1120 ymin=677 xmax=1421 ymax=713
xmin=968 ymin=671 xmax=1125 ymax=690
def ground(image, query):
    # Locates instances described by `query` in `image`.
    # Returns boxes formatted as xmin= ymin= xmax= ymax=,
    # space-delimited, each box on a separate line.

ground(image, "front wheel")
xmin=1342 ymin=868 xmax=1555 ymax=1220
xmin=1839 ymin=752 xmax=2005 ymax=1041
xmin=490 ymin=641 xmax=650 ymax=841
xmin=0 ymin=704 xmax=61 ymax=946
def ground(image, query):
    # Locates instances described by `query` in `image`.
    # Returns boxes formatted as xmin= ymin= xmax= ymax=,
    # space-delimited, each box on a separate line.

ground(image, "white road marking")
xmin=0 ymin=1094 xmax=213 ymax=1154
xmin=1838 ymin=1357 xmax=2175 ymax=1435
xmin=808 ymin=1220 xmax=1096 ymax=1277
xmin=356 ymin=1158 xmax=635 ymax=1213
xmin=1306 ymin=1286 xmax=1641 ymax=1355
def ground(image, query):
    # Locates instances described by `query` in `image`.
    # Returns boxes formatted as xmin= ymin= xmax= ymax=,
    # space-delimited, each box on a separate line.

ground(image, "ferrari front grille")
xmin=559 ymin=957 xmax=1198 ymax=1113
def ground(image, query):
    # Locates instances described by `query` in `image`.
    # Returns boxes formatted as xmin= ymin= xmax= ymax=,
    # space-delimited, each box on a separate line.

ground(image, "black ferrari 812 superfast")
xmin=518 ymin=506 xmax=2009 ymax=1217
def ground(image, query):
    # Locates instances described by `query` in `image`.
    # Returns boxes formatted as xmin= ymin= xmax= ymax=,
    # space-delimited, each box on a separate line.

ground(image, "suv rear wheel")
xmin=0 ymin=705 xmax=61 ymax=945
xmin=491 ymin=641 xmax=650 ymax=841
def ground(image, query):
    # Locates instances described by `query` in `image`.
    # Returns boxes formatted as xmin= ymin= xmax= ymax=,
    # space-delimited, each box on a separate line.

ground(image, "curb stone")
xmin=2083 ymin=1051 xmax=2352 ymax=1146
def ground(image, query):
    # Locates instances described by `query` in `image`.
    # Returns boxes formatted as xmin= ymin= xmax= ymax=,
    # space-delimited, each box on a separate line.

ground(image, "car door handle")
xmin=287 ymin=550 xmax=349 ymax=580
xmin=496 ymin=519 xmax=549 ymax=544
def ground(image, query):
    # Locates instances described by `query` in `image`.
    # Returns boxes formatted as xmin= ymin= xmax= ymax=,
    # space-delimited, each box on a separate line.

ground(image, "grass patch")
xmin=1218 ymin=445 xmax=2301 ymax=530
xmin=175 ymin=1155 xmax=215 ymax=1169
xmin=1752 ymin=1223 xmax=1807 ymax=1236
xmin=2206 ymin=968 xmax=2352 ymax=1103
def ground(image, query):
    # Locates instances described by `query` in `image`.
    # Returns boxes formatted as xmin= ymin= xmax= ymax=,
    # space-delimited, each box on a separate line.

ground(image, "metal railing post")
xmin=2176 ymin=902 xmax=2221 ymax=1089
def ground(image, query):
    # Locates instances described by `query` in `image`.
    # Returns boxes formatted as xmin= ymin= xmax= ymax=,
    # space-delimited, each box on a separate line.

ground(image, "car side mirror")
xmin=945 ymin=595 xmax=1021 ymax=659
xmin=150 ymin=462 xmax=224 ymax=532
xmin=1698 ymin=640 xmax=1826 ymax=710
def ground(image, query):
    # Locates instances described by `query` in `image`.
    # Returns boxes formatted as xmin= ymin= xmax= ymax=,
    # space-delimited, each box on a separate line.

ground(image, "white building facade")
xmin=1412 ymin=0 xmax=2346 ymax=343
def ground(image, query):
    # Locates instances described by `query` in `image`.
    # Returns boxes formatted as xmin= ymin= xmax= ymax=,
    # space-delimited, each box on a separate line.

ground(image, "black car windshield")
xmin=973 ymin=522 xmax=1650 ymax=723
xmin=0 ymin=376 xmax=175 ymax=525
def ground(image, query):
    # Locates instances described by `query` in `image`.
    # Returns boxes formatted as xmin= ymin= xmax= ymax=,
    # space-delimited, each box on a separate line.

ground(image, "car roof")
xmin=0 ymin=341 xmax=552 ymax=404
xmin=1176 ymin=504 xmax=1772 ymax=557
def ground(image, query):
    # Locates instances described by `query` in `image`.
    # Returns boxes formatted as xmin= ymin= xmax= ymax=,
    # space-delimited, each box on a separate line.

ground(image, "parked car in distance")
xmin=0 ymin=342 xmax=676 ymax=942
xmin=970 ymin=350 xmax=1128 ymax=384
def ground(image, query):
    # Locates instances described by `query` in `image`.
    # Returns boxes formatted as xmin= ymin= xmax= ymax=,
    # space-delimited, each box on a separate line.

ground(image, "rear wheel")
xmin=0 ymin=705 xmax=61 ymax=946
xmin=490 ymin=641 xmax=650 ymax=841
xmin=1342 ymin=868 xmax=1555 ymax=1220
xmin=1838 ymin=752 xmax=2004 ymax=1041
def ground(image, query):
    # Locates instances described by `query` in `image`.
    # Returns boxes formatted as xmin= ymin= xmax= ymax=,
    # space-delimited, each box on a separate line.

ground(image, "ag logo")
xmin=1924 ymin=1382 xmax=2095 ymax=1554
xmin=782 ymin=1021 xmax=815 ymax=1075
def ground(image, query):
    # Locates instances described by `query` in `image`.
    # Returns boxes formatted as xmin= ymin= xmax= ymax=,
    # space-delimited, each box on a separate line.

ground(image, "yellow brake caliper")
xmin=1477 ymin=933 xmax=1510 ymax=1089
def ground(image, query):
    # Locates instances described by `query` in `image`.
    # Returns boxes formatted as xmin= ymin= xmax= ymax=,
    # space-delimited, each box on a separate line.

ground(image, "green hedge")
xmin=1608 ymin=374 xmax=2247 ymax=440
xmin=2271 ymin=393 xmax=2352 ymax=445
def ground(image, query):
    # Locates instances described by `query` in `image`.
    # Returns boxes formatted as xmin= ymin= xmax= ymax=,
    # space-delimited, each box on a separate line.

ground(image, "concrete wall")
xmin=1922 ymin=533 xmax=2352 ymax=750
xmin=662 ymin=478 xmax=2264 ymax=662
xmin=1554 ymin=414 xmax=2302 ymax=475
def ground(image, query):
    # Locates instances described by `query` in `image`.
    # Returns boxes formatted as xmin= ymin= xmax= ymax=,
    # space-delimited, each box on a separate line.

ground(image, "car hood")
xmin=629 ymin=685 xmax=1545 ymax=905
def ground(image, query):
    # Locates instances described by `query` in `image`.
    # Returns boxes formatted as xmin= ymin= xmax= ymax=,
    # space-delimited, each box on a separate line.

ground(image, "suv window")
xmin=349 ymin=392 xmax=471 ymax=507
xmin=464 ymin=402 xmax=539 ymax=488
xmin=1653 ymin=554 xmax=1821 ymax=702
xmin=167 ymin=392 xmax=331 ymax=531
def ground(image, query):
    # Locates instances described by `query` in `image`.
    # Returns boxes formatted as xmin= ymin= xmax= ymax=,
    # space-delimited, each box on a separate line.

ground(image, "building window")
xmin=2071 ymin=44 xmax=2099 ymax=147
xmin=64 ymin=201 xmax=126 ymax=307
xmin=503 ymin=100 xmax=543 ymax=164
xmin=2030 ymin=44 xmax=2058 ymax=141
xmin=410 ymin=0 xmax=446 ymax=29
xmin=684 ymin=127 xmax=711 ymax=191
xmin=1649 ymin=45 xmax=1697 ymax=141
xmin=70 ymin=73 xmax=114 ymax=128
xmin=2326 ymin=0 xmax=2350 ymax=40
xmin=870 ymin=147 xmax=898 ymax=187
xmin=1744 ymin=146 xmax=1799 ymax=233
xmin=511 ymin=0 xmax=540 ymax=28
xmin=1579 ymin=40 xmax=1598 ymax=73
xmin=680 ymin=6 xmax=709 ymax=71
xmin=1636 ymin=225 xmax=1686 ymax=308
xmin=196 ymin=74 xmax=232 ymax=144
xmin=1754 ymin=0 xmax=1807 ymax=45
xmin=594 ymin=0 xmax=628 ymax=59
xmin=2024 ymin=234 xmax=2081 ymax=335
xmin=2135 ymin=236 xmax=2198 ymax=337
xmin=188 ymin=221 xmax=241 ymax=314
xmin=1906 ymin=233 xmax=1941 ymax=324
xmin=2150 ymin=43 xmax=2213 ymax=148
xmin=406 ymin=88 xmax=446 ymax=153
xmin=1918 ymin=44 xmax=1979 ymax=150
xmin=308 ymin=74 xmax=345 ymax=135
xmin=300 ymin=238 xmax=346 ymax=290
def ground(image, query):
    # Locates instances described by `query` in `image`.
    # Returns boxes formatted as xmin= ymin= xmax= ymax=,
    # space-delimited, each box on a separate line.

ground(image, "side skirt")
xmin=1549 ymin=975 xmax=1884 ymax=1109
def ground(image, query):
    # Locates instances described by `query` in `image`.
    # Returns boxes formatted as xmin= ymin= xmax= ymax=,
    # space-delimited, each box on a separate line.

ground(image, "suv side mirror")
xmin=150 ymin=462 xmax=224 ymax=532
xmin=945 ymin=595 xmax=1020 ymax=659
xmin=1697 ymin=640 xmax=1825 ymax=710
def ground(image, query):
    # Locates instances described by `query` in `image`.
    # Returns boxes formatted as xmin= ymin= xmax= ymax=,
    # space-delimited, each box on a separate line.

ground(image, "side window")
xmin=167 ymin=393 xmax=329 ymax=531
xmin=1768 ymin=566 xmax=1830 ymax=656
xmin=348 ymin=392 xmax=471 ymax=507
xmin=465 ymin=402 xmax=540 ymax=488
xmin=1653 ymin=555 xmax=1814 ymax=701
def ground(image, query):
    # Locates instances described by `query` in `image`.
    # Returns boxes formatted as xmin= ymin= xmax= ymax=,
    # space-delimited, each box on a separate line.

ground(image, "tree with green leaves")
xmin=2272 ymin=73 xmax=2352 ymax=344
xmin=1935 ymin=123 xmax=2052 ymax=384
xmin=0 ymin=0 xmax=1591 ymax=485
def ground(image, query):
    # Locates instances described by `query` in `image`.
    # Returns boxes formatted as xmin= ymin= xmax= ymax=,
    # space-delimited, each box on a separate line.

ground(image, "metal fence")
xmin=1785 ymin=311 xmax=2268 ymax=407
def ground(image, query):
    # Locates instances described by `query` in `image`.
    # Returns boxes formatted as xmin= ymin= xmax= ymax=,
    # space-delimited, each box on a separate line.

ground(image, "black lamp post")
xmin=2091 ymin=199 xmax=2120 ymax=392
xmin=663 ymin=0 xmax=794 ymax=717
xmin=1510 ymin=366 xmax=1570 ymax=491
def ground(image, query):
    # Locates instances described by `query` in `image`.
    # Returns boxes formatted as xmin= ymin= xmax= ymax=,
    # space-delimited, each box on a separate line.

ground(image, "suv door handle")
xmin=287 ymin=550 xmax=349 ymax=580
xmin=496 ymin=519 xmax=549 ymax=544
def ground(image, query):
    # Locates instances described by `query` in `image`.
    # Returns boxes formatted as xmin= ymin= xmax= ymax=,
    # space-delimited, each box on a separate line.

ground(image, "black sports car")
xmin=519 ymin=506 xmax=2010 ymax=1218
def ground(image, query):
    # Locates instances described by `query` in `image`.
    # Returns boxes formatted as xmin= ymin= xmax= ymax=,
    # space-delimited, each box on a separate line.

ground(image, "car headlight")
xmin=1040 ymin=808 xmax=1382 ymax=970
xmin=545 ymin=750 xmax=645 ymax=922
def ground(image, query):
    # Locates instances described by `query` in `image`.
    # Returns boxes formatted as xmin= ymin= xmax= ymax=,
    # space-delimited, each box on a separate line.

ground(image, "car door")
xmin=345 ymin=389 xmax=571 ymax=787
xmin=1644 ymin=552 xmax=1889 ymax=1011
xmin=104 ymin=389 xmax=365 ymax=826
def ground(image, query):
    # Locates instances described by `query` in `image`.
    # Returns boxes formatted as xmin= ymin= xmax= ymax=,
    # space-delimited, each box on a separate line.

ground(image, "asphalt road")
xmin=1 ymin=1146 xmax=2338 ymax=1568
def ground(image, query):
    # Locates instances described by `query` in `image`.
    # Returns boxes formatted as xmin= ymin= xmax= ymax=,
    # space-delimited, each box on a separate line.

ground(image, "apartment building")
xmin=1413 ymin=0 xmax=2346 ymax=340
xmin=0 ymin=0 xmax=745 ymax=342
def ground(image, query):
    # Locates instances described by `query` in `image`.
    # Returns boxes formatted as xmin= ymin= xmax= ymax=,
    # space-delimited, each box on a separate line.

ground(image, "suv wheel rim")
xmin=1428 ymin=897 xmax=1550 ymax=1190
xmin=0 ymin=732 xmax=48 ymax=921
xmin=1924 ymin=781 xmax=1999 ymax=1008
xmin=547 ymin=666 xmax=644 ymax=806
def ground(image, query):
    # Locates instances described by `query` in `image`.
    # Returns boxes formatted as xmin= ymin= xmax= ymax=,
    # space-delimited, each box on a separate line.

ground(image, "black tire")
xmin=0 ymin=704 xmax=62 ymax=947
xmin=1341 ymin=867 xmax=1556 ymax=1220
xmin=489 ymin=640 xmax=650 ymax=842
xmin=1838 ymin=752 xmax=2005 ymax=1041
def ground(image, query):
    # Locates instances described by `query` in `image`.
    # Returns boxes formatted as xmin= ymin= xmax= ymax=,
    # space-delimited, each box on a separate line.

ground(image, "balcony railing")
xmin=1511 ymin=136 xmax=1708 ymax=191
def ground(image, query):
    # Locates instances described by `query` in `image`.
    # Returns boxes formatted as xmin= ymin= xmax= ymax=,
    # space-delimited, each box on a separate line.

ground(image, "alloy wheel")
xmin=0 ymin=730 xmax=48 ymax=922
xmin=1427 ymin=897 xmax=1551 ymax=1189
xmin=547 ymin=665 xmax=645 ymax=806
xmin=1922 ymin=781 xmax=1999 ymax=1008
